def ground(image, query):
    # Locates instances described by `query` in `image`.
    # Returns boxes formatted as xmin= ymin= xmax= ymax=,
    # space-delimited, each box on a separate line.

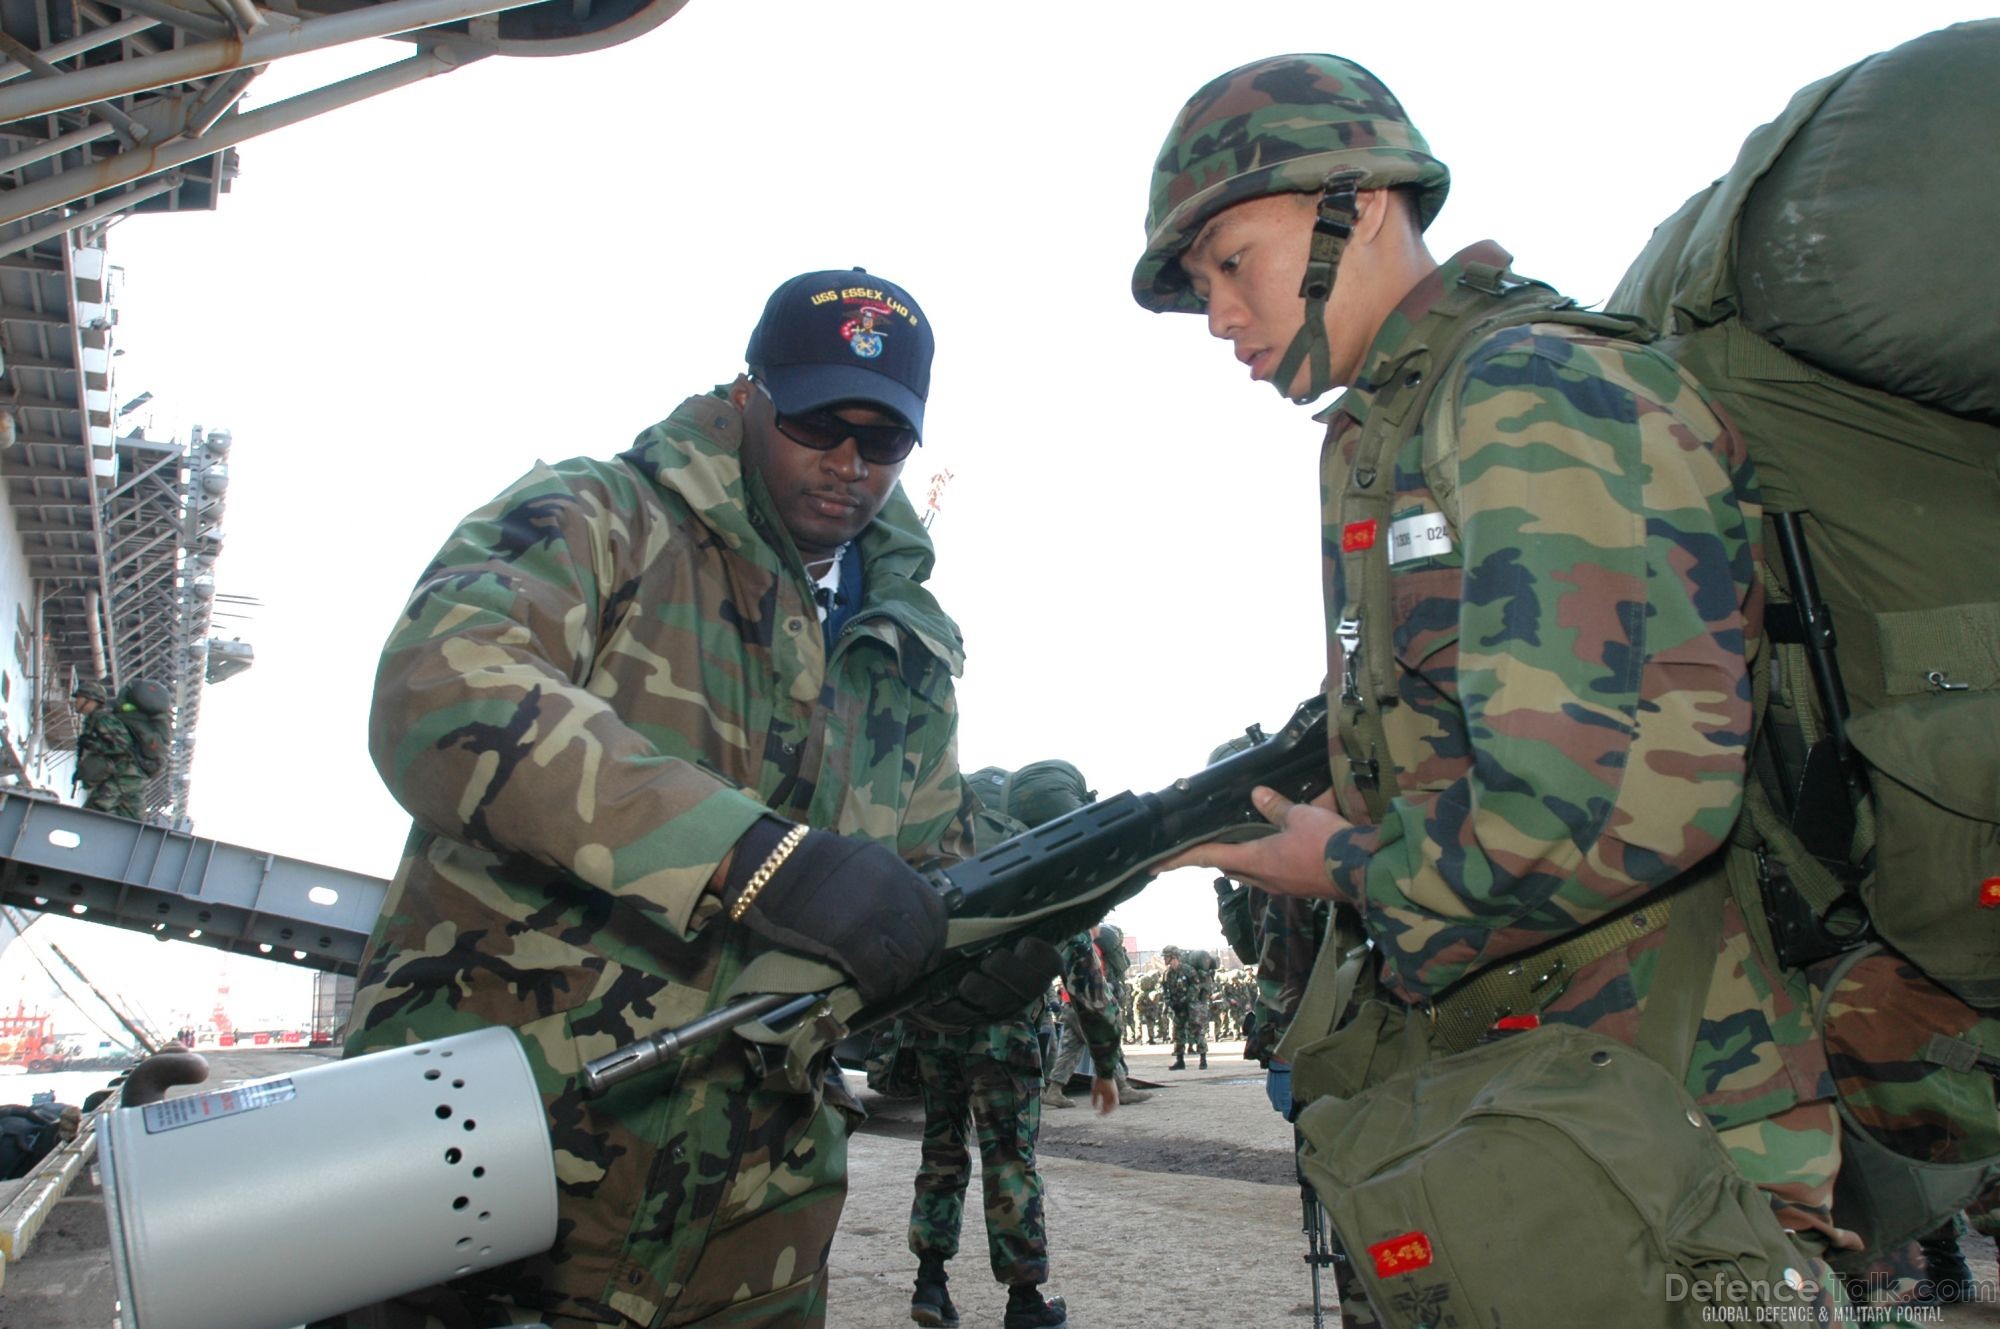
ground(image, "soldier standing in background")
xmin=901 ymin=762 xmax=1119 ymax=1329
xmin=1042 ymin=925 xmax=1150 ymax=1109
xmin=338 ymin=269 xmax=1054 ymax=1329
xmin=1135 ymin=968 xmax=1166 ymax=1045
xmin=1161 ymin=947 xmax=1209 ymax=1071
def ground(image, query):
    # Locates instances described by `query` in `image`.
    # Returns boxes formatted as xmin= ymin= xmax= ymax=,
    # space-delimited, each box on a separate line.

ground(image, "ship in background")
xmin=0 ymin=0 xmax=695 ymax=1035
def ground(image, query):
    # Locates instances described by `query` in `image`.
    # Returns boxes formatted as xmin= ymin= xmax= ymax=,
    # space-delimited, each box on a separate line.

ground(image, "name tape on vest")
xmin=1387 ymin=511 xmax=1454 ymax=567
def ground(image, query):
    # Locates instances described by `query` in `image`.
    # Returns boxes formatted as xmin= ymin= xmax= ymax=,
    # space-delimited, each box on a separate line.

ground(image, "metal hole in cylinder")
xmin=446 ymin=1148 xmax=462 ymax=1165
xmin=456 ymin=1237 xmax=471 ymax=1248
xmin=452 ymin=1079 xmax=465 ymax=1089
xmin=452 ymin=1196 xmax=470 ymax=1211
xmin=436 ymin=1105 xmax=453 ymax=1119
xmin=479 ymin=1212 xmax=492 ymax=1222
xmin=425 ymin=1069 xmax=441 ymax=1081
xmin=473 ymin=1166 xmax=485 ymax=1178
xmin=455 ymin=1265 xmax=471 ymax=1277
xmin=463 ymin=1119 xmax=477 ymax=1131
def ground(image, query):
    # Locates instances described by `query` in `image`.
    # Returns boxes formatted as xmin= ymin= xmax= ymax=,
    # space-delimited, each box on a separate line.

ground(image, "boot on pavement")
xmin=1169 ymin=1056 xmax=1186 ymax=1070
xmin=1039 ymin=1084 xmax=1074 ymax=1109
xmin=911 ymin=1254 xmax=959 ymax=1327
xmin=1003 ymin=1283 xmax=1068 ymax=1328
xmin=1115 ymin=1073 xmax=1152 ymax=1104
xmin=1198 ymin=1052 xmax=1208 ymax=1069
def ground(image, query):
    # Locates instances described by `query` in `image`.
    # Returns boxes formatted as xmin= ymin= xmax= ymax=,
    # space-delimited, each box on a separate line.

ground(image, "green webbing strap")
xmin=1734 ymin=778 xmax=1851 ymax=916
xmin=1423 ymin=889 xmax=1680 ymax=1055
xmin=721 ymin=951 xmax=863 ymax=1095
xmin=1339 ymin=405 xmax=1403 ymax=827
xmin=1271 ymin=172 xmax=1362 ymax=404
xmin=1632 ymin=871 xmax=1728 ymax=1084
xmin=1273 ymin=910 xmax=1371 ymax=1068
xmin=1923 ymin=1032 xmax=2000 ymax=1075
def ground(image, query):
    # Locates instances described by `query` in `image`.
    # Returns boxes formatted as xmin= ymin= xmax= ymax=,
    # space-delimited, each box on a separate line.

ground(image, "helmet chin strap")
xmin=1270 ymin=171 xmax=1363 ymax=404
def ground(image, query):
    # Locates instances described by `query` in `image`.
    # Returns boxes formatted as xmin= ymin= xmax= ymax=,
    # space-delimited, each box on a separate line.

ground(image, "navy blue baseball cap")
xmin=745 ymin=267 xmax=934 ymax=438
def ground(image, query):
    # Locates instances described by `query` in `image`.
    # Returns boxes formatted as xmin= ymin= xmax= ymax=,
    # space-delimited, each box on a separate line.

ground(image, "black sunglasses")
xmin=758 ymin=383 xmax=919 ymax=465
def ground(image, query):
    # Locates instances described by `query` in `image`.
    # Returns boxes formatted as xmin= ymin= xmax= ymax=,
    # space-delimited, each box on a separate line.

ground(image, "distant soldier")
xmin=71 ymin=678 xmax=166 ymax=819
xmin=1044 ymin=925 xmax=1150 ymax=1109
xmin=1161 ymin=946 xmax=1210 ymax=1070
xmin=1136 ymin=969 xmax=1166 ymax=1044
xmin=901 ymin=762 xmax=1119 ymax=1329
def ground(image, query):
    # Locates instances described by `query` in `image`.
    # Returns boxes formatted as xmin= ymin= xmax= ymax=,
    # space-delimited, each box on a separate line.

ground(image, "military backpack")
xmin=1609 ymin=18 xmax=2000 ymax=1258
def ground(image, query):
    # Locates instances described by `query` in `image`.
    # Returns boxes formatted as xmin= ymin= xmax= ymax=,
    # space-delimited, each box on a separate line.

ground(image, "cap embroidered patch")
xmin=843 ymin=303 xmax=894 ymax=359
xmin=1980 ymin=877 xmax=2000 ymax=909
xmin=1341 ymin=520 xmax=1378 ymax=552
xmin=1368 ymin=1230 xmax=1434 ymax=1279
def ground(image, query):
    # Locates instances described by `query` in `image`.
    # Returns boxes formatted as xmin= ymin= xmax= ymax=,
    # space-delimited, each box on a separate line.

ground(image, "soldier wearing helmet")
xmin=1148 ymin=55 xmax=1846 ymax=1323
xmin=898 ymin=760 xmax=1121 ymax=1329
xmin=70 ymin=677 xmax=156 ymax=819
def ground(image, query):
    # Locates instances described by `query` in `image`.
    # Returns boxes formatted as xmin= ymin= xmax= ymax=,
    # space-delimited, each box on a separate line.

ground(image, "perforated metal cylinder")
xmin=100 ymin=1026 xmax=558 ymax=1329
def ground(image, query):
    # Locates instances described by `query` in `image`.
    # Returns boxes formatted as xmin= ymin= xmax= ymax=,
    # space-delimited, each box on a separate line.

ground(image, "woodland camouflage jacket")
xmin=1316 ymin=249 xmax=1839 ymax=1163
xmin=349 ymin=387 xmax=972 ymax=1052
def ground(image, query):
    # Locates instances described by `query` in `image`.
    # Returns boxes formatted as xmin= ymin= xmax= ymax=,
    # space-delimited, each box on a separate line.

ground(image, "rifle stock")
xmin=583 ymin=694 xmax=1330 ymax=1098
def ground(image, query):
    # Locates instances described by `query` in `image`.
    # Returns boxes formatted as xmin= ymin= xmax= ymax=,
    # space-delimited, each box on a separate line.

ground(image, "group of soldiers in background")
xmin=1124 ymin=952 xmax=1255 ymax=1047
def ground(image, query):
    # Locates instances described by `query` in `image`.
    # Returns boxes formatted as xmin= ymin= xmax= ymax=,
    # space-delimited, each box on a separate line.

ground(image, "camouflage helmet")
xmin=1095 ymin=922 xmax=1123 ymax=950
xmin=1161 ymin=944 xmax=1183 ymax=960
xmin=72 ymin=678 xmax=111 ymax=705
xmin=1132 ymin=53 xmax=1451 ymax=315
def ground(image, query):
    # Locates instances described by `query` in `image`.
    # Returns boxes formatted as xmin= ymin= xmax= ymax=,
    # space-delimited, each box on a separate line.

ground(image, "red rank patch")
xmin=1492 ymin=1014 xmax=1541 ymax=1031
xmin=1342 ymin=520 xmax=1378 ymax=552
xmin=1369 ymin=1230 xmax=1434 ymax=1279
xmin=1980 ymin=877 xmax=2000 ymax=909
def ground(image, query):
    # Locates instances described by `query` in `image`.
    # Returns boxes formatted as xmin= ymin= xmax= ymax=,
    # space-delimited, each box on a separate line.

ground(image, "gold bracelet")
xmin=729 ymin=823 xmax=809 ymax=922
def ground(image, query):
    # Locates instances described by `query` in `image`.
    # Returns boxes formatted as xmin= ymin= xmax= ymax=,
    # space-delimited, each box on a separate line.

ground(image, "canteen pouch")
xmin=1843 ymin=690 xmax=2000 ymax=1008
xmin=1296 ymin=1025 xmax=1820 ymax=1328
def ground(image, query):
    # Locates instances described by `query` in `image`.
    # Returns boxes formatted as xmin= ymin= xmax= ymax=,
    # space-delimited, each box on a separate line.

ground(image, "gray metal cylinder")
xmin=100 ymin=1026 xmax=557 ymax=1329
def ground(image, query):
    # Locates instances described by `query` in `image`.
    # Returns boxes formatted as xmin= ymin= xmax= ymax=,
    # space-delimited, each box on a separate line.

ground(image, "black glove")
xmin=924 ymin=936 xmax=1066 ymax=1026
xmin=724 ymin=818 xmax=947 ymax=1005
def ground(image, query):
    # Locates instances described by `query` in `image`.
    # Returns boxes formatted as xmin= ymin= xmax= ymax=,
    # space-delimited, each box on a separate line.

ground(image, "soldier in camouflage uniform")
xmin=1143 ymin=55 xmax=1855 ymax=1318
xmin=71 ymin=678 xmax=150 ymax=819
xmin=900 ymin=764 xmax=1117 ymax=1329
xmin=1135 ymin=969 xmax=1166 ymax=1044
xmin=337 ymin=269 xmax=1053 ymax=1329
xmin=1160 ymin=947 xmax=1208 ymax=1070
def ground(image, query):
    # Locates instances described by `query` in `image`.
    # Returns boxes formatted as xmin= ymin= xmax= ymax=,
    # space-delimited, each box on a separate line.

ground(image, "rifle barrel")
xmin=581 ymin=990 xmax=821 ymax=1098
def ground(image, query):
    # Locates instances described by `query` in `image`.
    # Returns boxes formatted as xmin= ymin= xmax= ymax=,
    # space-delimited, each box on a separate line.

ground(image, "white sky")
xmin=7 ymin=0 xmax=1985 ymax=1036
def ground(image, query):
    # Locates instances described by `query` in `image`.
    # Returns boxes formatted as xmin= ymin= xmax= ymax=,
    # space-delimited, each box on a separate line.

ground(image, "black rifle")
xmin=1760 ymin=511 xmax=1874 ymax=966
xmin=583 ymin=694 xmax=1332 ymax=1097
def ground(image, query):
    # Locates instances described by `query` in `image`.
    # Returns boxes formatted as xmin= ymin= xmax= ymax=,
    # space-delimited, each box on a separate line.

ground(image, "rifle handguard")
xmin=585 ymin=694 xmax=1332 ymax=1095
